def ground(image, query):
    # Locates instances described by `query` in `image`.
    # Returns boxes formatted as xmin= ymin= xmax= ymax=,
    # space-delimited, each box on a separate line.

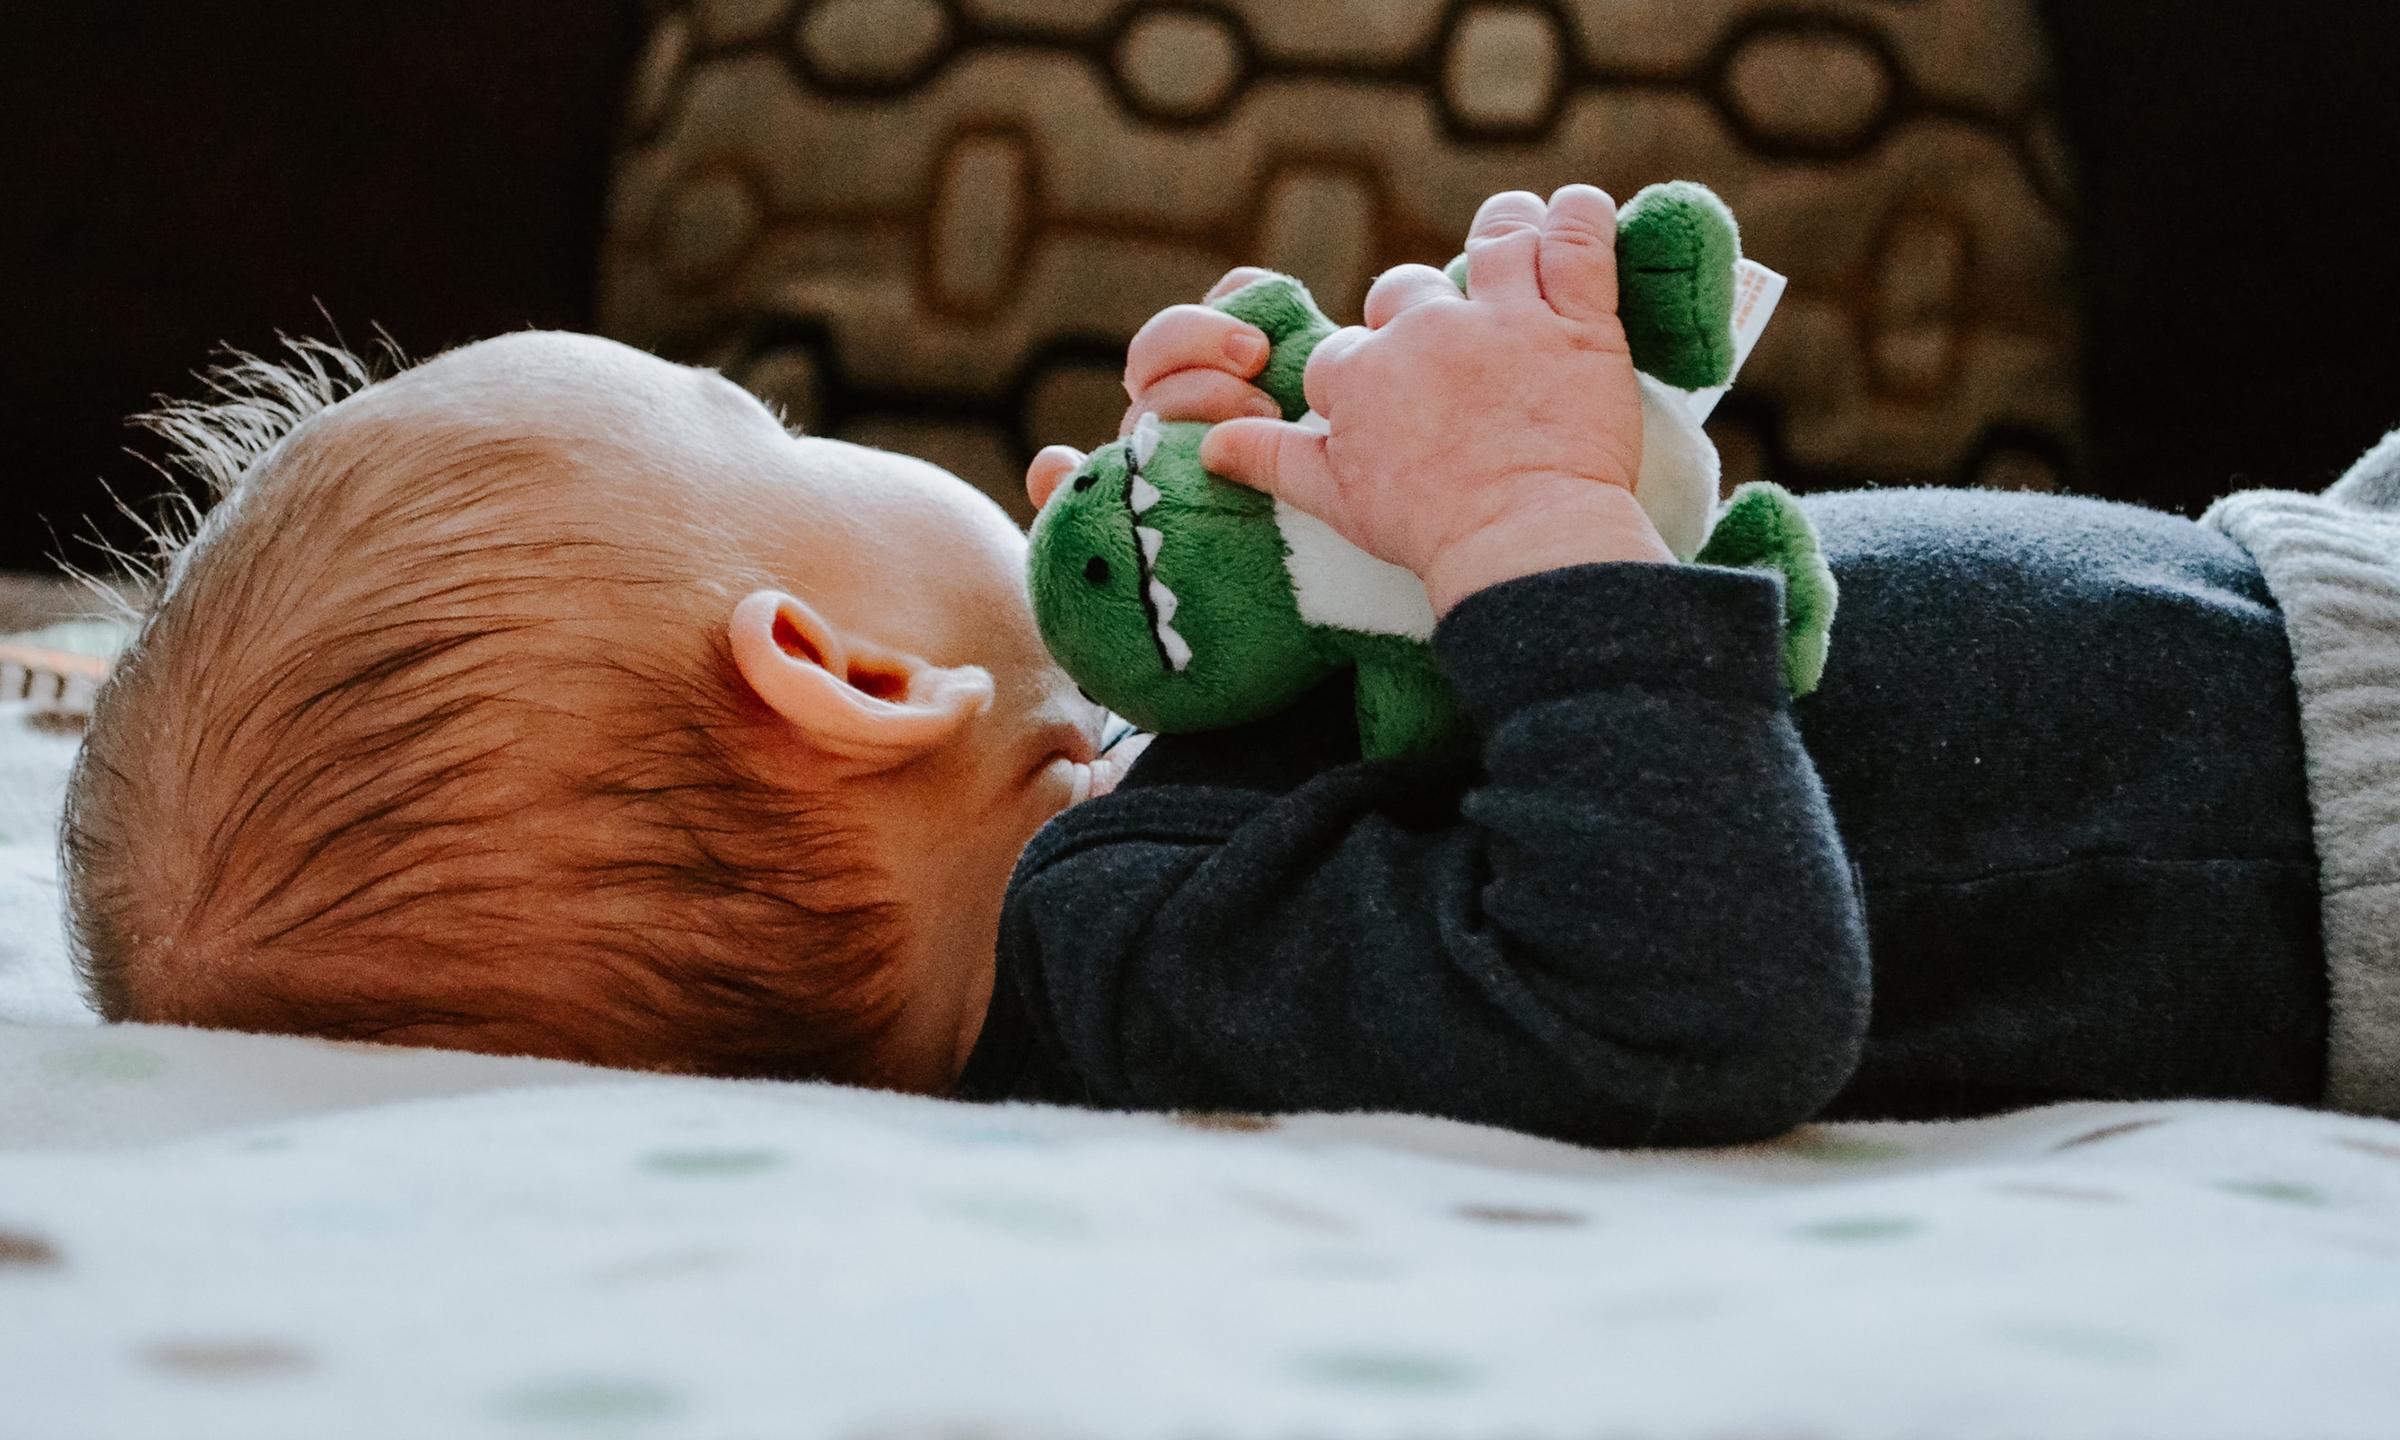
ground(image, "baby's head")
xmin=62 ymin=332 xmax=1111 ymax=1090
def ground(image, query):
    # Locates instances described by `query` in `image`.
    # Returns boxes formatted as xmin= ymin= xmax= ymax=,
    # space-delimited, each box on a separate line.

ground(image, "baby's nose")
xmin=1026 ymin=445 xmax=1084 ymax=510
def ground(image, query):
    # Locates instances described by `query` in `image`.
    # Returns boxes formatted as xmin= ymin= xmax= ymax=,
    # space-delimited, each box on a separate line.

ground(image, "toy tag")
xmin=1685 ymin=259 xmax=1785 ymax=422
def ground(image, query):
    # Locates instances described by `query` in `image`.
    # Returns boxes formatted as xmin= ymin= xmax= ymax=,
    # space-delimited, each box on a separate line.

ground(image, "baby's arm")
xmin=989 ymin=191 xmax=1866 ymax=1145
xmin=993 ymin=555 xmax=1871 ymax=1146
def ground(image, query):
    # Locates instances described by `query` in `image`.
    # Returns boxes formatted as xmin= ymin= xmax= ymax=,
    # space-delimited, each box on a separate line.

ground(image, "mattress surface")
xmin=5 ymin=682 xmax=2398 ymax=1437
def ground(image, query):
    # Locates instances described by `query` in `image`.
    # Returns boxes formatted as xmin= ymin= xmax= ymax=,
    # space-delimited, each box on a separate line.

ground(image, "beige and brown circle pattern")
xmin=600 ymin=0 xmax=2079 ymax=521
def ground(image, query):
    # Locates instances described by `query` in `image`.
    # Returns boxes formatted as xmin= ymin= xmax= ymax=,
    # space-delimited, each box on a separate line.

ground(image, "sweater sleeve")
xmin=989 ymin=562 xmax=1872 ymax=1147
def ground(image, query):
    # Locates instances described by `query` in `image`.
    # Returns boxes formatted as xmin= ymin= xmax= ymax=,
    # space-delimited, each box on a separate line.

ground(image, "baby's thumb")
xmin=1201 ymin=417 xmax=1338 ymax=517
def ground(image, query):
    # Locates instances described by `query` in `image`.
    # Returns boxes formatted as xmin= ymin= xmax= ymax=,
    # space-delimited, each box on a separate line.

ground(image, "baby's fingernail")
xmin=1248 ymin=394 xmax=1282 ymax=417
xmin=1226 ymin=332 xmax=1269 ymax=369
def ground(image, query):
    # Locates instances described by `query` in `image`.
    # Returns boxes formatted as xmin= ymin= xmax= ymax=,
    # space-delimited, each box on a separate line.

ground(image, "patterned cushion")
xmin=599 ymin=0 xmax=2078 ymax=521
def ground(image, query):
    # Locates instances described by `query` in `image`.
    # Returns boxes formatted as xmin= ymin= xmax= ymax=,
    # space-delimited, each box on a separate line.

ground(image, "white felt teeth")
xmin=1156 ymin=622 xmax=1192 ymax=670
xmin=1122 ymin=426 xmax=1187 ymax=670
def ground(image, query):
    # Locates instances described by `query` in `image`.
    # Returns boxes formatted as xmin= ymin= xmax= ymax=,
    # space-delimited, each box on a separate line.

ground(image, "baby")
xmin=62 ymin=187 xmax=2393 ymax=1143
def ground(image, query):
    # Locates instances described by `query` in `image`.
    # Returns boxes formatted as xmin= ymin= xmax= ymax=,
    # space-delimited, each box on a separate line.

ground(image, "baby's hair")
xmin=60 ymin=339 xmax=912 ymax=1083
xmin=60 ymin=339 xmax=376 ymax=622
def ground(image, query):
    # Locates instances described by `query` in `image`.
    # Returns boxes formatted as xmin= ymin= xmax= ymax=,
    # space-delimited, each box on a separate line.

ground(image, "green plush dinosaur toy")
xmin=1027 ymin=181 xmax=1836 ymax=761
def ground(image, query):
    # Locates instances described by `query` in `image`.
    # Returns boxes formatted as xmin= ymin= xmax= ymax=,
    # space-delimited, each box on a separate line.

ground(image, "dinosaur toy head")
xmin=1027 ymin=413 xmax=1334 ymax=734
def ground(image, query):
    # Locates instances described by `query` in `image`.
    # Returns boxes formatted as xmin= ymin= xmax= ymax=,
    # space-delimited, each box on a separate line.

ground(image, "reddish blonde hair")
xmin=61 ymin=342 xmax=913 ymax=1083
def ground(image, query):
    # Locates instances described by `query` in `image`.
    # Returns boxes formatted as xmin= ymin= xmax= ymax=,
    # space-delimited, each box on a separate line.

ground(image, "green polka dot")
xmin=490 ymin=1377 xmax=681 ymax=1426
xmin=1793 ymin=1215 xmax=1921 ymax=1243
xmin=1292 ymin=1349 xmax=1475 ymax=1391
xmin=1780 ymin=1130 xmax=1910 ymax=1163
xmin=1991 ymin=1319 xmax=2160 ymax=1365
xmin=929 ymin=1191 xmax=1089 ymax=1239
xmin=637 ymin=1148 xmax=782 ymax=1178
xmin=37 ymin=1043 xmax=166 ymax=1083
xmin=2217 ymin=1179 xmax=2327 ymax=1206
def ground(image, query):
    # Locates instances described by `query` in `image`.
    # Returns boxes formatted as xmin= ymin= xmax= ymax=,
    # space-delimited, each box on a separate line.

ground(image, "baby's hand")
xmin=1025 ymin=269 xmax=1281 ymax=511
xmin=1201 ymin=187 xmax=1672 ymax=613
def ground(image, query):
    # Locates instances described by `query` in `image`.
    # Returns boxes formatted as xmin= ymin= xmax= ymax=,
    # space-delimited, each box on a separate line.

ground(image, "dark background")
xmin=4 ymin=2 xmax=2398 ymax=576
xmin=1 ymin=4 xmax=648 ymax=574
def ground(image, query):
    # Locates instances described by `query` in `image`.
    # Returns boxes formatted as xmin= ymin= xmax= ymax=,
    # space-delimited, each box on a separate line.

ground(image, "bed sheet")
xmin=6 ymin=693 xmax=2400 ymax=1438
xmin=9 ymin=1019 xmax=2400 ymax=1439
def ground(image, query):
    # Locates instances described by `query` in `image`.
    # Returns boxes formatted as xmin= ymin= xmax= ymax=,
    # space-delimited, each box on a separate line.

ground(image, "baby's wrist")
xmin=1421 ymin=479 xmax=1674 ymax=615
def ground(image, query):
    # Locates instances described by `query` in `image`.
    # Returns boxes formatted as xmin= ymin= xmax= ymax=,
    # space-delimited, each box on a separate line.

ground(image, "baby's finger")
xmin=1464 ymin=189 xmax=1545 ymax=302
xmin=1537 ymin=184 xmax=1620 ymax=322
xmin=1200 ymin=417 xmax=1341 ymax=521
xmin=1468 ymin=188 xmax=1547 ymax=239
xmin=1125 ymin=305 xmax=1270 ymax=400
xmin=1203 ymin=266 xmax=1277 ymax=302
xmin=1120 ymin=370 xmax=1280 ymax=434
xmin=1026 ymin=445 xmax=1085 ymax=511
xmin=1363 ymin=263 xmax=1461 ymax=329
xmin=1298 ymin=324 xmax=1367 ymax=419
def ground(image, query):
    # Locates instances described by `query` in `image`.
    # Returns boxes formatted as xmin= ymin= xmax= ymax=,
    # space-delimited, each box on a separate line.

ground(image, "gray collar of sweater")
xmin=2204 ymin=430 xmax=2400 ymax=1117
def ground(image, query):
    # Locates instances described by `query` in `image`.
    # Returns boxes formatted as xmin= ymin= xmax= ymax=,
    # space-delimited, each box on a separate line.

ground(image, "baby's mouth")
xmin=1122 ymin=414 xmax=1191 ymax=672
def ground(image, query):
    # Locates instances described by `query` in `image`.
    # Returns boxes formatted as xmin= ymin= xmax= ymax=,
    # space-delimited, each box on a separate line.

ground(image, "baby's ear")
xmin=727 ymin=591 xmax=994 ymax=770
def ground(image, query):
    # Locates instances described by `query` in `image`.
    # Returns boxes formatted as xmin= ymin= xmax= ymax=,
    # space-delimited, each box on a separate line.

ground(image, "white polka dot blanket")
xmin=5 ymin=700 xmax=2400 ymax=1436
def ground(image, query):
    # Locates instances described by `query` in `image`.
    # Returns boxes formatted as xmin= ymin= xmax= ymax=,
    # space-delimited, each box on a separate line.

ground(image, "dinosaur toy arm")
xmin=1692 ymin=482 xmax=1838 ymax=696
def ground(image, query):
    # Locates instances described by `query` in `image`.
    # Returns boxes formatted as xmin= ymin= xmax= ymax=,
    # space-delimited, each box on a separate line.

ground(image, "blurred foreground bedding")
xmin=4 ymin=676 xmax=2400 ymax=1438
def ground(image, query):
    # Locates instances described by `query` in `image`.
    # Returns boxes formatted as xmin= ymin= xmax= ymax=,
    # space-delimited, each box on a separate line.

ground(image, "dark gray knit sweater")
xmin=956 ymin=487 xmax=2326 ymax=1145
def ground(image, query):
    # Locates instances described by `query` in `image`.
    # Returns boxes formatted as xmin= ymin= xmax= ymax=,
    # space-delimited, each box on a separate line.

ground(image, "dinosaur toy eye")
xmin=1072 ymin=472 xmax=1096 ymax=492
xmin=1083 ymin=556 xmax=1111 ymax=586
